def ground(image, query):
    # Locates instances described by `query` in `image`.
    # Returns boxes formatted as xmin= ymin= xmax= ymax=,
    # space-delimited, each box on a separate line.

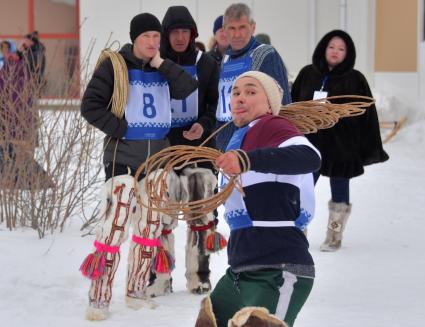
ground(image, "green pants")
xmin=210 ymin=268 xmax=313 ymax=327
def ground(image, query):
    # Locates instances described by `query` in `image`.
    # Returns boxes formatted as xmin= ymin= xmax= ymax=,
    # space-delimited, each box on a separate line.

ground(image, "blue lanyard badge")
xmin=313 ymin=75 xmax=329 ymax=101
xmin=217 ymin=56 xmax=252 ymax=122
xmin=124 ymin=70 xmax=171 ymax=140
xmin=170 ymin=65 xmax=198 ymax=127
xmin=320 ymin=75 xmax=329 ymax=91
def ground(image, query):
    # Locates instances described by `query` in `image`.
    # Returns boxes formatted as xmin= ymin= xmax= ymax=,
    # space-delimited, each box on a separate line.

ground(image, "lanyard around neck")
xmin=320 ymin=75 xmax=329 ymax=91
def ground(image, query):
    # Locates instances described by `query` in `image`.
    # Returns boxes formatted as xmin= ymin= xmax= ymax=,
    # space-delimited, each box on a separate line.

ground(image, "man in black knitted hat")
xmin=80 ymin=12 xmax=198 ymax=321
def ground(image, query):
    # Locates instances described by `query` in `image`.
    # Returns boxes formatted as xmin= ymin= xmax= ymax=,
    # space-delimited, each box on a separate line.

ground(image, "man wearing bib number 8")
xmin=215 ymin=3 xmax=292 ymax=152
xmin=144 ymin=6 xmax=220 ymax=297
xmin=80 ymin=13 xmax=197 ymax=320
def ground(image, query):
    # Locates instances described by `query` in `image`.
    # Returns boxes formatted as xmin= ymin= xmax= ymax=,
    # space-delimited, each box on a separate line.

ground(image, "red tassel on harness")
xmin=206 ymin=231 xmax=228 ymax=252
xmin=79 ymin=252 xmax=106 ymax=280
xmin=154 ymin=247 xmax=175 ymax=273
xmin=80 ymin=241 xmax=119 ymax=280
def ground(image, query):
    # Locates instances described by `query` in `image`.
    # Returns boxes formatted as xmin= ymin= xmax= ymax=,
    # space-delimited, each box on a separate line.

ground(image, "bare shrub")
xmin=0 ymin=39 xmax=103 ymax=238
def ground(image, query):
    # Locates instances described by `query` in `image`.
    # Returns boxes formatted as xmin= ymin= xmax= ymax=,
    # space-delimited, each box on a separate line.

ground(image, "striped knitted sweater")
xmin=223 ymin=115 xmax=321 ymax=271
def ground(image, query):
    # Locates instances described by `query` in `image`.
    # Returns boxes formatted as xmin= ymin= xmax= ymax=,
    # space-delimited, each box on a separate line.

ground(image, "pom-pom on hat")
xmin=234 ymin=71 xmax=283 ymax=115
xmin=130 ymin=13 xmax=162 ymax=43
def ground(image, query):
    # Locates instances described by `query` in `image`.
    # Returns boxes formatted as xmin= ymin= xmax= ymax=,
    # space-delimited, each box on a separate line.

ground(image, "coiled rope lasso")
xmin=280 ymin=95 xmax=374 ymax=134
xmin=134 ymin=144 xmax=238 ymax=221
xmin=95 ymin=48 xmax=128 ymax=119
xmin=134 ymin=95 xmax=375 ymax=221
xmin=95 ymin=47 xmax=129 ymax=192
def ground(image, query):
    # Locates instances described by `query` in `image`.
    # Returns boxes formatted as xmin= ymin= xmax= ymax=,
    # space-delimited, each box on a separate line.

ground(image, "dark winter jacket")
xmin=206 ymin=46 xmax=224 ymax=64
xmin=80 ymin=43 xmax=198 ymax=169
xmin=216 ymin=37 xmax=292 ymax=152
xmin=291 ymin=30 xmax=389 ymax=178
xmin=161 ymin=6 xmax=219 ymax=149
xmin=17 ymin=41 xmax=46 ymax=86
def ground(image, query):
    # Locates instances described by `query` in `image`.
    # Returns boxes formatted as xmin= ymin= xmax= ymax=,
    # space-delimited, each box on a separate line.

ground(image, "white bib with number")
xmin=170 ymin=51 xmax=202 ymax=127
xmin=124 ymin=69 xmax=171 ymax=140
xmin=216 ymin=55 xmax=253 ymax=122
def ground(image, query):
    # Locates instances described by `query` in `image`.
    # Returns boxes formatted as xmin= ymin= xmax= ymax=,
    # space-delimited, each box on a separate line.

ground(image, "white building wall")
xmin=418 ymin=0 xmax=425 ymax=111
xmin=80 ymin=0 xmax=140 ymax=72
xmin=345 ymin=0 xmax=375 ymax=82
xmin=80 ymin=0 xmax=372 ymax=77
xmin=251 ymin=0 xmax=311 ymax=79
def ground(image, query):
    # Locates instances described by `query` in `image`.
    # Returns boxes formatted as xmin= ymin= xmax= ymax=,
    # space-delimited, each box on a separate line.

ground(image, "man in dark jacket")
xmin=17 ymin=31 xmax=46 ymax=87
xmin=145 ymin=5 xmax=219 ymax=297
xmin=80 ymin=12 xmax=197 ymax=321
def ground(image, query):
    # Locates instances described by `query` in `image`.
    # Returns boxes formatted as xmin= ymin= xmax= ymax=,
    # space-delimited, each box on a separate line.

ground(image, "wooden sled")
xmin=379 ymin=116 xmax=407 ymax=143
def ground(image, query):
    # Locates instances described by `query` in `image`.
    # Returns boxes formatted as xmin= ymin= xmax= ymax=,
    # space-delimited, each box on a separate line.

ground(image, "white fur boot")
xmin=181 ymin=167 xmax=217 ymax=294
xmin=85 ymin=305 xmax=109 ymax=321
xmin=126 ymin=169 xmax=181 ymax=306
xmin=146 ymin=272 xmax=173 ymax=297
xmin=185 ymin=227 xmax=212 ymax=294
xmin=84 ymin=175 xmax=135 ymax=320
xmin=320 ymin=200 xmax=352 ymax=252
xmin=125 ymin=293 xmax=158 ymax=310
xmin=146 ymin=215 xmax=177 ymax=297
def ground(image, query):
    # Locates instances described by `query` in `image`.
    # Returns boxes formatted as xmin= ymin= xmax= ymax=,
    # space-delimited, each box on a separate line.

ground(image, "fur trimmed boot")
xmin=195 ymin=296 xmax=218 ymax=327
xmin=228 ymin=307 xmax=288 ymax=327
xmin=127 ymin=169 xmax=182 ymax=304
xmin=181 ymin=167 xmax=217 ymax=294
xmin=84 ymin=175 xmax=136 ymax=320
xmin=146 ymin=217 xmax=177 ymax=298
xmin=85 ymin=305 xmax=109 ymax=321
xmin=320 ymin=200 xmax=352 ymax=252
xmin=185 ymin=226 xmax=212 ymax=294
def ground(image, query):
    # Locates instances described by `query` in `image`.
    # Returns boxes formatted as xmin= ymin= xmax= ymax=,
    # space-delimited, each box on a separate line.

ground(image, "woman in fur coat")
xmin=291 ymin=29 xmax=389 ymax=252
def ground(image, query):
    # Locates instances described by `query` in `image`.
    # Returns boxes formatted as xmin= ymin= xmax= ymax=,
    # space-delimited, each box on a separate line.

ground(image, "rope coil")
xmin=133 ymin=96 xmax=374 ymax=221
xmin=280 ymin=95 xmax=374 ymax=134
xmin=95 ymin=48 xmax=129 ymax=119
xmin=134 ymin=145 xmax=239 ymax=221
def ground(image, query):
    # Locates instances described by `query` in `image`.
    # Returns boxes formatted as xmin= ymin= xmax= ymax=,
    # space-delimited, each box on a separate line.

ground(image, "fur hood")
xmin=312 ymin=29 xmax=356 ymax=75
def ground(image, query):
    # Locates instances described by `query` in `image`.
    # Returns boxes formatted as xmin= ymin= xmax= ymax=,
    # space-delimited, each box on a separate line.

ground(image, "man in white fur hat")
xmin=195 ymin=71 xmax=321 ymax=327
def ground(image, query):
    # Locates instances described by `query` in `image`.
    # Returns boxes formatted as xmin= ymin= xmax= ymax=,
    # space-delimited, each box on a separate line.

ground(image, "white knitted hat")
xmin=234 ymin=71 xmax=283 ymax=115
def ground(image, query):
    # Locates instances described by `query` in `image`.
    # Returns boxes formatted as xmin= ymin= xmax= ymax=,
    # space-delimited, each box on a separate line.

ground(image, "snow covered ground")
xmin=1 ymin=120 xmax=425 ymax=327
